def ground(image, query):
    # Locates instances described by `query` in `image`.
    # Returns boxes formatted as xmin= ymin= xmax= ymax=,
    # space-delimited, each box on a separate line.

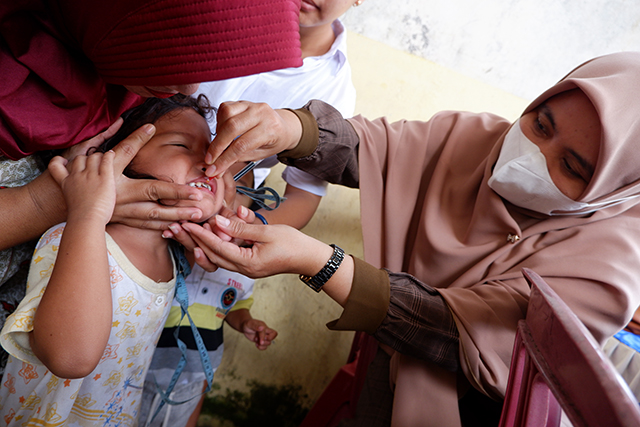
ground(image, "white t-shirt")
xmin=197 ymin=20 xmax=356 ymax=196
xmin=0 ymin=224 xmax=176 ymax=426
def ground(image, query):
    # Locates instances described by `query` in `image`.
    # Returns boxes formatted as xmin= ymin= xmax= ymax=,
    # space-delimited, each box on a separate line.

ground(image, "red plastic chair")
xmin=299 ymin=331 xmax=378 ymax=427
xmin=499 ymin=268 xmax=640 ymax=427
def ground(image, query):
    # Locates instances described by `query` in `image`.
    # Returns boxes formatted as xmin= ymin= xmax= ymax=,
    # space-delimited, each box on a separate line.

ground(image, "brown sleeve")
xmin=327 ymin=256 xmax=390 ymax=334
xmin=277 ymin=100 xmax=361 ymax=188
xmin=375 ymin=272 xmax=460 ymax=371
xmin=278 ymin=108 xmax=319 ymax=159
xmin=329 ymin=258 xmax=461 ymax=371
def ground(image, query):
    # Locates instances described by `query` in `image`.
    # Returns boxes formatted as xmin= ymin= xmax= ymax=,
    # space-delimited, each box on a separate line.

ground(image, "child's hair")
xmin=97 ymin=93 xmax=214 ymax=154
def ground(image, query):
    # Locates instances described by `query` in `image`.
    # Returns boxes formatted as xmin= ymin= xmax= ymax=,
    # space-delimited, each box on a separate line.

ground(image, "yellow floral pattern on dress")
xmin=126 ymin=342 xmax=143 ymax=360
xmin=115 ymin=321 xmax=137 ymax=340
xmin=0 ymin=224 xmax=175 ymax=426
xmin=3 ymin=373 xmax=15 ymax=394
xmin=38 ymin=262 xmax=54 ymax=280
xmin=18 ymin=362 xmax=38 ymax=384
xmin=102 ymin=369 xmax=123 ymax=389
xmin=115 ymin=291 xmax=138 ymax=316
xmin=46 ymin=376 xmax=58 ymax=394
xmin=9 ymin=308 xmax=35 ymax=330
xmin=21 ymin=402 xmax=65 ymax=427
xmin=21 ymin=393 xmax=41 ymax=410
xmin=100 ymin=343 xmax=119 ymax=363
xmin=109 ymin=265 xmax=123 ymax=289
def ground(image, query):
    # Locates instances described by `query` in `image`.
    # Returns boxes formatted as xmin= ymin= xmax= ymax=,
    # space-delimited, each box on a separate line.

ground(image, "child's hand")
xmin=49 ymin=151 xmax=117 ymax=225
xmin=240 ymin=319 xmax=277 ymax=350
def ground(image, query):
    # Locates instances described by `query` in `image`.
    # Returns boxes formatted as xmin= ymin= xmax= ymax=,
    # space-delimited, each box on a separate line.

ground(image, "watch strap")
xmin=300 ymin=244 xmax=345 ymax=292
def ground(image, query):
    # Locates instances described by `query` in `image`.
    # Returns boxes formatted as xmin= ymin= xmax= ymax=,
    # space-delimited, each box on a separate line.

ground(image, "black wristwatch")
xmin=299 ymin=244 xmax=345 ymax=292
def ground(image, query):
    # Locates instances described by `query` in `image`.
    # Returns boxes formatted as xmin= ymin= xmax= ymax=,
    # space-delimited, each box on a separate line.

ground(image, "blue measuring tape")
xmin=150 ymin=244 xmax=215 ymax=422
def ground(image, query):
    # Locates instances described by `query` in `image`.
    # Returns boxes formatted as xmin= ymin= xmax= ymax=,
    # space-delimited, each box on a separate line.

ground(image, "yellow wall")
xmin=207 ymin=32 xmax=529 ymax=406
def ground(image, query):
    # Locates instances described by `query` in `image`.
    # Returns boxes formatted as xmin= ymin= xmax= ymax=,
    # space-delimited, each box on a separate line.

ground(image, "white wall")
xmin=343 ymin=0 xmax=640 ymax=100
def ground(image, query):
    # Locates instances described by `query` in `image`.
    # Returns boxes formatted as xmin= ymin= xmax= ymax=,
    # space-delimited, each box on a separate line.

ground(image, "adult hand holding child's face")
xmin=88 ymin=122 xmax=206 ymax=230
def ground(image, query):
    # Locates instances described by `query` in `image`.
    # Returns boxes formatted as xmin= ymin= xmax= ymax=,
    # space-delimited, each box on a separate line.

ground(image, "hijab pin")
xmin=507 ymin=233 xmax=520 ymax=244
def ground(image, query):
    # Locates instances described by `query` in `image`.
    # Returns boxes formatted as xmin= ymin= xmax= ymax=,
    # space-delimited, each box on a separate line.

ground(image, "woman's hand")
xmin=60 ymin=118 xmax=123 ymax=161
xmin=205 ymin=101 xmax=303 ymax=178
xmin=181 ymin=216 xmax=332 ymax=279
xmin=108 ymin=124 xmax=206 ymax=229
xmin=182 ymin=216 xmax=355 ymax=306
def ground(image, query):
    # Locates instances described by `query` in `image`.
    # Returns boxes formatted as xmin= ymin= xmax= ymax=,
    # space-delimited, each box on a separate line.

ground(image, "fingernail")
xmin=168 ymin=225 xmax=180 ymax=234
xmin=161 ymin=232 xmax=171 ymax=239
xmin=205 ymin=165 xmax=216 ymax=177
xmin=239 ymin=205 xmax=248 ymax=217
xmin=143 ymin=124 xmax=155 ymax=135
xmin=216 ymin=215 xmax=230 ymax=227
xmin=205 ymin=153 xmax=213 ymax=165
xmin=191 ymin=211 xmax=202 ymax=220
xmin=189 ymin=192 xmax=203 ymax=201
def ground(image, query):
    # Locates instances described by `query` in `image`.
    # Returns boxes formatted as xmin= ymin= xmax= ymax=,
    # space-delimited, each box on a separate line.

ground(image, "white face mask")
xmin=488 ymin=120 xmax=589 ymax=215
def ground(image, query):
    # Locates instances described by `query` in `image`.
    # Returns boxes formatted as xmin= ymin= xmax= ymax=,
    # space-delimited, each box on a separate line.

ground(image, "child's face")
xmin=128 ymin=108 xmax=226 ymax=221
xmin=299 ymin=0 xmax=360 ymax=28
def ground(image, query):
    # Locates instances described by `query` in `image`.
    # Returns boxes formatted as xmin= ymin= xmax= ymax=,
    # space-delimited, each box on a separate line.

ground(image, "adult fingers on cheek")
xmin=132 ymin=180 xmax=202 ymax=205
xmin=114 ymin=218 xmax=173 ymax=231
xmin=237 ymin=205 xmax=255 ymax=223
xmin=193 ymin=247 xmax=219 ymax=272
xmin=64 ymin=118 xmax=124 ymax=161
xmin=163 ymin=223 xmax=198 ymax=251
xmin=112 ymin=124 xmax=156 ymax=173
xmin=213 ymin=215 xmax=267 ymax=243
xmin=112 ymin=201 xmax=202 ymax=227
xmin=190 ymin=233 xmax=239 ymax=273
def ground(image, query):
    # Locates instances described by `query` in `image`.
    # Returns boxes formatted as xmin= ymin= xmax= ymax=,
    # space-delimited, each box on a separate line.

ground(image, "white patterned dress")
xmin=0 ymin=223 xmax=176 ymax=426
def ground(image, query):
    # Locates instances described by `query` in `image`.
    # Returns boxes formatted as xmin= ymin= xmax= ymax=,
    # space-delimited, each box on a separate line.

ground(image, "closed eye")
xmin=566 ymin=148 xmax=594 ymax=183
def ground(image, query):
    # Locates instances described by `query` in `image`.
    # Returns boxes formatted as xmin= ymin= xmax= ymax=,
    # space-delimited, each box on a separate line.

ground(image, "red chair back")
xmin=499 ymin=268 xmax=640 ymax=427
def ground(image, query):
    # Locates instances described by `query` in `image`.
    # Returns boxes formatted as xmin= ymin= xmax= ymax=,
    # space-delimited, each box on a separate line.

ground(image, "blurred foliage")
xmin=199 ymin=380 xmax=309 ymax=427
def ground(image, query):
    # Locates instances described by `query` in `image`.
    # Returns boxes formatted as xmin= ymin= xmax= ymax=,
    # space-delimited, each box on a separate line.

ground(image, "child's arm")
xmin=258 ymin=184 xmax=321 ymax=229
xmin=29 ymin=153 xmax=117 ymax=379
xmin=225 ymin=309 xmax=277 ymax=350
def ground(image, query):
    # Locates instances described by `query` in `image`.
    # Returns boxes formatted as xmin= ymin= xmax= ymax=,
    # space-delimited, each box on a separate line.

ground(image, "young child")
xmin=0 ymin=95 xmax=275 ymax=425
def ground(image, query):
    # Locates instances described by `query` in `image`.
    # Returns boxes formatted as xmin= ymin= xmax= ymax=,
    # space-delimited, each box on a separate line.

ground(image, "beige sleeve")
xmin=327 ymin=256 xmax=390 ymax=334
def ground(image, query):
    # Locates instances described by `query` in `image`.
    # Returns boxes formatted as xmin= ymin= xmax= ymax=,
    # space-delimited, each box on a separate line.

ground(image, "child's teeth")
xmin=189 ymin=182 xmax=212 ymax=191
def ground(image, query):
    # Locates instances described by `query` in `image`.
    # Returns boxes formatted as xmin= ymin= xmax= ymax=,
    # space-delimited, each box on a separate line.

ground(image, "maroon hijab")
xmin=0 ymin=0 xmax=302 ymax=159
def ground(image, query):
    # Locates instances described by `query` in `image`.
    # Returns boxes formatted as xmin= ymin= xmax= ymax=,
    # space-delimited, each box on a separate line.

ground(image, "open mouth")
xmin=189 ymin=181 xmax=213 ymax=193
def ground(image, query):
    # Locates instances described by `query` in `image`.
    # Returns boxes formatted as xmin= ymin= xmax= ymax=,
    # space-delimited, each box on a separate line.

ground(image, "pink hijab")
xmin=352 ymin=52 xmax=640 ymax=398
xmin=0 ymin=0 xmax=302 ymax=159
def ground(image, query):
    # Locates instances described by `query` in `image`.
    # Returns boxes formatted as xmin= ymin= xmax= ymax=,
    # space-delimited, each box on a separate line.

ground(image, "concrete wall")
xmin=207 ymin=0 xmax=639 ymax=412
xmin=343 ymin=0 xmax=640 ymax=100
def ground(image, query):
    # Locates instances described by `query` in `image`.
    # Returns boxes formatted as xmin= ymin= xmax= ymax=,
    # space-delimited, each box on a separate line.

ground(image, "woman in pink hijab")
xmin=176 ymin=52 xmax=640 ymax=425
